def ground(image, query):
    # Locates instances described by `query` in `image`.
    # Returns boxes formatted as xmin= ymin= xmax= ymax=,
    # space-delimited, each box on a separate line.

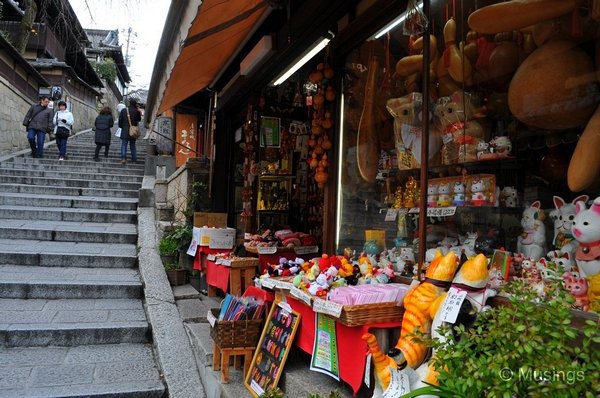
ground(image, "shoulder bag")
xmin=126 ymin=108 xmax=140 ymax=139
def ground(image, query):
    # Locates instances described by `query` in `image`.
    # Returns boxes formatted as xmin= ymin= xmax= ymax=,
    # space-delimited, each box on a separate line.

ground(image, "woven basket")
xmin=209 ymin=308 xmax=263 ymax=348
xmin=337 ymin=301 xmax=405 ymax=327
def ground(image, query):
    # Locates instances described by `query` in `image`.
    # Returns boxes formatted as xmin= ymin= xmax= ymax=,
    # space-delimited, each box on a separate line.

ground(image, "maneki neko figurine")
xmin=452 ymin=181 xmax=466 ymax=206
xmin=470 ymin=178 xmax=487 ymax=206
xmin=437 ymin=182 xmax=452 ymax=207
xmin=572 ymin=196 xmax=600 ymax=312
xmin=549 ymin=195 xmax=589 ymax=255
xmin=517 ymin=201 xmax=547 ymax=261
xmin=427 ymin=182 xmax=438 ymax=207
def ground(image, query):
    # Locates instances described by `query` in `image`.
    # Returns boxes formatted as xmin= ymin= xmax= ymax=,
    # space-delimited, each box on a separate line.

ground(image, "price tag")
xmin=206 ymin=309 xmax=216 ymax=327
xmin=278 ymin=300 xmax=293 ymax=314
xmin=312 ymin=298 xmax=343 ymax=318
xmin=261 ymin=278 xmax=276 ymax=289
xmin=364 ymin=353 xmax=372 ymax=388
xmin=294 ymin=245 xmax=319 ymax=255
xmin=250 ymin=379 xmax=265 ymax=396
xmin=291 ymin=287 xmax=312 ymax=306
xmin=219 ymin=259 xmax=231 ymax=267
xmin=275 ymin=281 xmax=295 ymax=291
xmin=439 ymin=286 xmax=468 ymax=324
xmin=207 ymin=254 xmax=216 ymax=261
xmin=384 ymin=208 xmax=399 ymax=222
xmin=382 ymin=368 xmax=411 ymax=398
xmin=257 ymin=246 xmax=277 ymax=254
xmin=408 ymin=207 xmax=420 ymax=214
xmin=426 ymin=206 xmax=457 ymax=217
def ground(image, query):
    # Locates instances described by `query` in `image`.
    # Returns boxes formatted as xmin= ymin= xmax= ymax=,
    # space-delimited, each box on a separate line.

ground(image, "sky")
xmin=69 ymin=0 xmax=171 ymax=90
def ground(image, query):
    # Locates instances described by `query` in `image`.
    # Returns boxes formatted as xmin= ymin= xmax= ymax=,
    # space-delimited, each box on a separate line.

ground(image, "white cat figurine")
xmin=572 ymin=196 xmax=600 ymax=312
xmin=549 ymin=195 xmax=588 ymax=255
xmin=517 ymin=201 xmax=547 ymax=261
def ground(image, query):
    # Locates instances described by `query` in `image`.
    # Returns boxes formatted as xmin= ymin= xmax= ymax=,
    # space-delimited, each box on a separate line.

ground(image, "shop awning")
xmin=157 ymin=0 xmax=269 ymax=114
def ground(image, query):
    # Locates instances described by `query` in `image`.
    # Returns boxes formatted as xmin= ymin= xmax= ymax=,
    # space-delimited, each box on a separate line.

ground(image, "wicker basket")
xmin=337 ymin=301 xmax=405 ymax=327
xmin=209 ymin=308 xmax=263 ymax=348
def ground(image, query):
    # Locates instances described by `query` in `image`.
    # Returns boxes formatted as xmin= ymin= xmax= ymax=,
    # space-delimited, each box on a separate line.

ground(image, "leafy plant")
xmin=414 ymin=280 xmax=599 ymax=398
xmin=91 ymin=58 xmax=117 ymax=82
xmin=158 ymin=237 xmax=178 ymax=256
xmin=165 ymin=224 xmax=193 ymax=253
xmin=163 ymin=261 xmax=182 ymax=271
xmin=308 ymin=390 xmax=342 ymax=398
xmin=259 ymin=387 xmax=285 ymax=398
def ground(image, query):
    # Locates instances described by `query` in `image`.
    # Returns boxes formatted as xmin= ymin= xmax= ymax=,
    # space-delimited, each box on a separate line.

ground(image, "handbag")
xmin=125 ymin=108 xmax=140 ymax=139
xmin=55 ymin=126 xmax=70 ymax=139
xmin=115 ymin=128 xmax=122 ymax=138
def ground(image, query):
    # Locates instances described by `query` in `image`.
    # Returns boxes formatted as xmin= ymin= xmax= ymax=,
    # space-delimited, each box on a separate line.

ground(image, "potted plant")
xmin=158 ymin=236 xmax=179 ymax=265
xmin=164 ymin=260 xmax=187 ymax=286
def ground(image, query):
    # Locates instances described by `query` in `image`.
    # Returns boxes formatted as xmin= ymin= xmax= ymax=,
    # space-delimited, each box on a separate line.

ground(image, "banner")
xmin=310 ymin=312 xmax=340 ymax=380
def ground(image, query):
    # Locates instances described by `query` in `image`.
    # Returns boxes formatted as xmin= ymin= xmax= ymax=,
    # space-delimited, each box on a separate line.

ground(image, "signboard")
xmin=156 ymin=116 xmax=174 ymax=155
xmin=310 ymin=313 xmax=340 ymax=380
xmin=259 ymin=116 xmax=281 ymax=147
xmin=175 ymin=113 xmax=197 ymax=167
xmin=245 ymin=300 xmax=301 ymax=397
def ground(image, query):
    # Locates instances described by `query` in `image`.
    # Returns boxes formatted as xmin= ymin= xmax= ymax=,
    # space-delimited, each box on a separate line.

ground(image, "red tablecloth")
xmin=205 ymin=259 xmax=230 ymax=293
xmin=285 ymin=296 xmax=402 ymax=395
xmin=193 ymin=247 xmax=231 ymax=271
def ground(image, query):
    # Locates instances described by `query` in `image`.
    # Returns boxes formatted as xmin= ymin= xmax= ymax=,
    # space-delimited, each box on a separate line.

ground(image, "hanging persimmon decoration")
xmin=307 ymin=61 xmax=336 ymax=189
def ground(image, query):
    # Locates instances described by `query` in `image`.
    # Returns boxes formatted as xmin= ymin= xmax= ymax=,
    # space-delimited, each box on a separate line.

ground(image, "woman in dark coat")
xmin=94 ymin=106 xmax=114 ymax=161
xmin=118 ymin=98 xmax=142 ymax=164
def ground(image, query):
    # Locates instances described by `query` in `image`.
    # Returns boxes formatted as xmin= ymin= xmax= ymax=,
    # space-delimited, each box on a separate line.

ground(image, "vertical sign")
xmin=310 ymin=312 xmax=340 ymax=380
xmin=260 ymin=116 xmax=281 ymax=147
xmin=175 ymin=113 xmax=197 ymax=167
xmin=156 ymin=116 xmax=174 ymax=155
xmin=245 ymin=301 xmax=301 ymax=397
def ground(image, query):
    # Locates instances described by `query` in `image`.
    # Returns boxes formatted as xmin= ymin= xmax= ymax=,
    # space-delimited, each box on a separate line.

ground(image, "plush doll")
xmin=435 ymin=90 xmax=486 ymax=165
xmin=517 ymin=201 xmax=547 ymax=261
xmin=572 ymin=196 xmax=600 ymax=312
xmin=549 ymin=195 xmax=589 ymax=255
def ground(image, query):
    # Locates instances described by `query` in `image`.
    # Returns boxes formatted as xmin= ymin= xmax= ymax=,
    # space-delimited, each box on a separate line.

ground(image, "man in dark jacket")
xmin=118 ymin=98 xmax=142 ymax=164
xmin=22 ymin=96 xmax=53 ymax=158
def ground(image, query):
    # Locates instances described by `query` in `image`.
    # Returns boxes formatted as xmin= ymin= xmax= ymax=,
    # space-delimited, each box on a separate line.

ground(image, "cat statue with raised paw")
xmin=572 ymin=196 xmax=600 ymax=312
xmin=517 ymin=201 xmax=547 ymax=261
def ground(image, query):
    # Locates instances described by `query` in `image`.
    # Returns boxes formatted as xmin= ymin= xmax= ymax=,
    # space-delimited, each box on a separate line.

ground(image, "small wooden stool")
xmin=212 ymin=343 xmax=255 ymax=383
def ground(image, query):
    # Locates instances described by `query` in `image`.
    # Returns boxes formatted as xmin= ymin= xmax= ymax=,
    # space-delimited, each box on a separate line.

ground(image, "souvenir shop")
xmin=184 ymin=0 xmax=599 ymax=396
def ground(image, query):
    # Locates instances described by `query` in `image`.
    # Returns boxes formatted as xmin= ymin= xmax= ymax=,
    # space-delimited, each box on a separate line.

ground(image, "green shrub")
xmin=158 ymin=238 xmax=178 ymax=256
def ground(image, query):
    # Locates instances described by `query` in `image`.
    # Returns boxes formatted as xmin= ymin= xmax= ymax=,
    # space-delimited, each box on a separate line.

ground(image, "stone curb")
xmin=137 ymin=188 xmax=206 ymax=398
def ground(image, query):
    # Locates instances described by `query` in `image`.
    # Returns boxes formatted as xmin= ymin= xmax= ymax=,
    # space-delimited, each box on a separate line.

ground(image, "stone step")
xmin=0 ymin=239 xmax=137 ymax=268
xmin=0 ymin=204 xmax=137 ymax=223
xmin=0 ymin=298 xmax=149 ymax=347
xmin=0 ymin=219 xmax=137 ymax=243
xmin=0 ymin=175 xmax=142 ymax=190
xmin=0 ymin=343 xmax=165 ymax=397
xmin=6 ymin=157 xmax=146 ymax=171
xmin=0 ymin=161 xmax=145 ymax=176
xmin=0 ymin=192 xmax=138 ymax=211
xmin=0 ymin=168 xmax=144 ymax=183
xmin=0 ymin=265 xmax=142 ymax=299
xmin=0 ymin=183 xmax=140 ymax=198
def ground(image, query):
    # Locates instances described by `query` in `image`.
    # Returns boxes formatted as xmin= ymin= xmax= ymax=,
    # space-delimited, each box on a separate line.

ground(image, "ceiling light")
xmin=272 ymin=33 xmax=333 ymax=86
xmin=372 ymin=1 xmax=424 ymax=39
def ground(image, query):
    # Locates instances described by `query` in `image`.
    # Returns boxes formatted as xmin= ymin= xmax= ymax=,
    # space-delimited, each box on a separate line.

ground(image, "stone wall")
xmin=0 ymin=76 xmax=36 ymax=155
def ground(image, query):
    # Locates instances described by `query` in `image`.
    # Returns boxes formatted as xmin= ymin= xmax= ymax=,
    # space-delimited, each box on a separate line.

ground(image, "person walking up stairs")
xmin=0 ymin=130 xmax=165 ymax=397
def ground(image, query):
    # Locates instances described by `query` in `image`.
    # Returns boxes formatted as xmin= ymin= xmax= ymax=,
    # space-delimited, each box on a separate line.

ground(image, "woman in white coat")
xmin=53 ymin=101 xmax=74 ymax=160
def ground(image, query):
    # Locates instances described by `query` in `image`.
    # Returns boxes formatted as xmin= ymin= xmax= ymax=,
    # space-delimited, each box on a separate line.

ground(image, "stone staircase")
xmin=0 ymin=132 xmax=165 ymax=397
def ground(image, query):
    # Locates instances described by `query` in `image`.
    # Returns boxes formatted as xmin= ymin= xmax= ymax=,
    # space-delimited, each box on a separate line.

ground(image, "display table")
xmin=269 ymin=294 xmax=403 ymax=394
xmin=246 ymin=246 xmax=318 ymax=273
xmin=193 ymin=246 xmax=232 ymax=271
xmin=205 ymin=258 xmax=259 ymax=296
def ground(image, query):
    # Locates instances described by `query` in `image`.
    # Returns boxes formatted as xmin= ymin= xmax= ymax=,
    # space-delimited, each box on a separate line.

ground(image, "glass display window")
xmin=336 ymin=0 xmax=600 ymax=287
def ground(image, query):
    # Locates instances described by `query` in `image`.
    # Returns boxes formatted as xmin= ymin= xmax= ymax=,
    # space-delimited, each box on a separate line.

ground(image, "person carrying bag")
xmin=53 ymin=101 xmax=74 ymax=161
xmin=118 ymin=98 xmax=142 ymax=164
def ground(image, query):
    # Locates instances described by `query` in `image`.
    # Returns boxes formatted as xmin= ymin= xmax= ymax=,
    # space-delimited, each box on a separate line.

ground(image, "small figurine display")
xmin=437 ymin=182 xmax=452 ymax=207
xmin=572 ymin=196 xmax=600 ymax=312
xmin=470 ymin=178 xmax=487 ymax=206
xmin=403 ymin=176 xmax=419 ymax=208
xmin=489 ymin=136 xmax=512 ymax=157
xmin=392 ymin=186 xmax=404 ymax=209
xmin=427 ymin=182 xmax=438 ymax=207
xmin=517 ymin=201 xmax=547 ymax=261
xmin=452 ymin=181 xmax=466 ymax=205
xmin=500 ymin=186 xmax=518 ymax=207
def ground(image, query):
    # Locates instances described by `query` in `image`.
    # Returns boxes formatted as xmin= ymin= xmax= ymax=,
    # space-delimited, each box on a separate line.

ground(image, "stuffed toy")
xmin=572 ymin=196 xmax=600 ymax=312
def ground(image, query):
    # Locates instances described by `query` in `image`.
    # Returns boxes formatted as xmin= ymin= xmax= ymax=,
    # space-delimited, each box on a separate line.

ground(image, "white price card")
xmin=383 ymin=368 xmax=411 ymax=398
xmin=384 ymin=208 xmax=399 ymax=222
xmin=278 ymin=300 xmax=293 ymax=314
xmin=291 ymin=287 xmax=312 ymax=306
xmin=250 ymin=380 xmax=265 ymax=396
xmin=364 ymin=353 xmax=372 ymax=388
xmin=439 ymin=286 xmax=468 ymax=324
xmin=294 ymin=245 xmax=319 ymax=255
xmin=257 ymin=246 xmax=277 ymax=254
xmin=426 ymin=206 xmax=457 ymax=217
xmin=186 ymin=227 xmax=201 ymax=256
xmin=219 ymin=259 xmax=231 ymax=267
xmin=261 ymin=278 xmax=276 ymax=289
xmin=206 ymin=254 xmax=216 ymax=261
xmin=206 ymin=309 xmax=216 ymax=327
xmin=312 ymin=298 xmax=343 ymax=318
xmin=275 ymin=281 xmax=295 ymax=291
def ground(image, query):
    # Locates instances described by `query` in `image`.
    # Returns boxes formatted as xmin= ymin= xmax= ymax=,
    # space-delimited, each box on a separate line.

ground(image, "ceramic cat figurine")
xmin=562 ymin=271 xmax=590 ymax=311
xmin=437 ymin=182 xmax=452 ymax=207
xmin=572 ymin=196 xmax=600 ymax=312
xmin=549 ymin=195 xmax=589 ymax=255
xmin=427 ymin=183 xmax=438 ymax=207
xmin=517 ymin=201 xmax=547 ymax=261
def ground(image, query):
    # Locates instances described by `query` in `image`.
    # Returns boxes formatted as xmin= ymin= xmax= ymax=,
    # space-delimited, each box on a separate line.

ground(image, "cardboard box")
xmin=208 ymin=227 xmax=236 ymax=249
xmin=193 ymin=212 xmax=228 ymax=228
